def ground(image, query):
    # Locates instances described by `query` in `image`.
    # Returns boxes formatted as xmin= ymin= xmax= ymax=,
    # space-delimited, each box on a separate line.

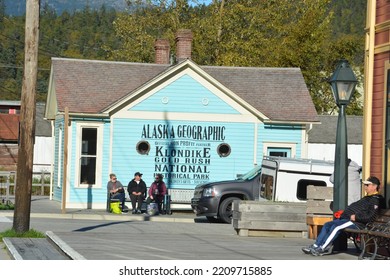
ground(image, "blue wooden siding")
xmin=256 ymin=123 xmax=304 ymax=163
xmin=53 ymin=118 xmax=306 ymax=206
xmin=66 ymin=120 xmax=111 ymax=204
xmin=50 ymin=73 xmax=309 ymax=207
xmin=131 ymin=74 xmax=240 ymax=114
xmin=110 ymin=119 xmax=256 ymax=189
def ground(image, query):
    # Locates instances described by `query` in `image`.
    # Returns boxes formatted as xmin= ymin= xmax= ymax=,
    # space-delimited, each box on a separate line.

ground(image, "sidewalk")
xmin=0 ymin=196 xmax=360 ymax=260
xmin=0 ymin=196 xmax=198 ymax=260
xmin=26 ymin=196 xmax=197 ymax=222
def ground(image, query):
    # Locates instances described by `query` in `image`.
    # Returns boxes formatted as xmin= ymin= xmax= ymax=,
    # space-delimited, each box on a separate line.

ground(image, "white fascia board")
xmin=104 ymin=59 xmax=269 ymax=122
xmin=113 ymin=111 xmax=260 ymax=123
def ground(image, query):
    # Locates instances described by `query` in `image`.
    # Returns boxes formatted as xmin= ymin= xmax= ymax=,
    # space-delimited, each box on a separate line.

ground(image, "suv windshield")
xmin=237 ymin=166 xmax=261 ymax=180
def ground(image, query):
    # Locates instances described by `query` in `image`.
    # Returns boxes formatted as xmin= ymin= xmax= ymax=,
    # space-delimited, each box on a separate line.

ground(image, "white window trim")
xmin=75 ymin=122 xmax=103 ymax=189
xmin=57 ymin=125 xmax=63 ymax=189
xmin=263 ymin=142 xmax=296 ymax=158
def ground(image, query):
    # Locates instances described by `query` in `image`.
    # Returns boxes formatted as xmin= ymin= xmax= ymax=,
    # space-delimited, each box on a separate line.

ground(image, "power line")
xmin=0 ymin=63 xmax=50 ymax=71
xmin=0 ymin=32 xmax=62 ymax=58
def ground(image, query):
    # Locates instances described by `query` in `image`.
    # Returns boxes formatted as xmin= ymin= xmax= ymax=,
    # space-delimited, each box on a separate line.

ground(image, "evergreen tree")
xmin=0 ymin=0 xmax=366 ymax=114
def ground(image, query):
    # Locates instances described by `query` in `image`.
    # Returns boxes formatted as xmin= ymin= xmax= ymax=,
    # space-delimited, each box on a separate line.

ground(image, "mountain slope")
xmin=4 ymin=0 xmax=129 ymax=16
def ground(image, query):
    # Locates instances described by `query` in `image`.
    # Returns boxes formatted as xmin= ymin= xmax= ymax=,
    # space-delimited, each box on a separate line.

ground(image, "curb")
xmin=32 ymin=213 xmax=197 ymax=223
xmin=46 ymin=231 xmax=86 ymax=260
xmin=1 ymin=212 xmax=198 ymax=223
xmin=2 ymin=238 xmax=22 ymax=260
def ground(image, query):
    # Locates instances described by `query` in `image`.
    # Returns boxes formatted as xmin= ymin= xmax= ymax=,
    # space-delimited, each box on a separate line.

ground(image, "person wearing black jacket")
xmin=302 ymin=176 xmax=385 ymax=256
xmin=127 ymin=172 xmax=147 ymax=214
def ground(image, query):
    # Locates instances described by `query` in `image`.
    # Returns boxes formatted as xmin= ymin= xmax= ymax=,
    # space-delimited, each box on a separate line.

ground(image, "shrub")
xmin=0 ymin=201 xmax=14 ymax=210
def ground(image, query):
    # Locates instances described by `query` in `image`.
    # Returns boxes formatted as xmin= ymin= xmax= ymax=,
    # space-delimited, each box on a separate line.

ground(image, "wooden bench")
xmin=344 ymin=209 xmax=390 ymax=259
xmin=306 ymin=185 xmax=333 ymax=239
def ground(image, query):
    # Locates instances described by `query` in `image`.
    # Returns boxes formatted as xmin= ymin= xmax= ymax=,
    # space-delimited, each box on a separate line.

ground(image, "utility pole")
xmin=13 ymin=0 xmax=40 ymax=233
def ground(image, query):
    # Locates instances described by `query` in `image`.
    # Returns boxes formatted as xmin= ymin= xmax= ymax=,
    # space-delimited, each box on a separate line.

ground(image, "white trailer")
xmin=260 ymin=156 xmax=334 ymax=203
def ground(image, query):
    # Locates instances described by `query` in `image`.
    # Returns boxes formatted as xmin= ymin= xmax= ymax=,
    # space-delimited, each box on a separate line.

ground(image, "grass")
xmin=0 ymin=228 xmax=45 ymax=241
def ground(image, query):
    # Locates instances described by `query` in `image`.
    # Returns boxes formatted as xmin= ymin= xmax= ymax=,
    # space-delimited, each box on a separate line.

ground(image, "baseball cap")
xmin=134 ymin=172 xmax=143 ymax=177
xmin=362 ymin=176 xmax=380 ymax=186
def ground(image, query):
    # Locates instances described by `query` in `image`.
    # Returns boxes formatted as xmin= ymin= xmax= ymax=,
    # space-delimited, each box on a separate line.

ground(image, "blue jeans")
xmin=111 ymin=192 xmax=126 ymax=210
xmin=315 ymin=219 xmax=358 ymax=249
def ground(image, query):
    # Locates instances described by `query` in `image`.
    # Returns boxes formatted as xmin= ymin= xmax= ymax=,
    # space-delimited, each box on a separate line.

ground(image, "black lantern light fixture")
xmin=329 ymin=59 xmax=358 ymax=213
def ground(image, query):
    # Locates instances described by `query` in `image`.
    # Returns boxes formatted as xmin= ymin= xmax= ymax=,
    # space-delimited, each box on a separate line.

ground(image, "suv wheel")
xmin=218 ymin=196 xmax=240 ymax=224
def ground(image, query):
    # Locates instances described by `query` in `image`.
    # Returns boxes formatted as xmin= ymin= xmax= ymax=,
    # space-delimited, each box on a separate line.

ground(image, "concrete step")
xmin=3 ymin=237 xmax=71 ymax=260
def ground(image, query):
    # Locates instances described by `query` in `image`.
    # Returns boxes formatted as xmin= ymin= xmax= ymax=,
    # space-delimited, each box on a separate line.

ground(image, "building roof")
xmin=308 ymin=115 xmax=362 ymax=144
xmin=0 ymin=114 xmax=19 ymax=141
xmin=0 ymin=102 xmax=51 ymax=139
xmin=35 ymin=103 xmax=51 ymax=137
xmin=47 ymin=58 xmax=319 ymax=123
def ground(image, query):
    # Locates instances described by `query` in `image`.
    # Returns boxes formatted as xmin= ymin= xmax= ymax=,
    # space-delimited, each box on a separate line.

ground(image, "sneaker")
xmin=310 ymin=246 xmax=322 ymax=256
xmin=132 ymin=210 xmax=136 ymax=214
xmin=310 ymin=245 xmax=333 ymax=256
xmin=302 ymin=244 xmax=317 ymax=254
xmin=322 ymin=244 xmax=333 ymax=255
xmin=136 ymin=209 xmax=142 ymax=214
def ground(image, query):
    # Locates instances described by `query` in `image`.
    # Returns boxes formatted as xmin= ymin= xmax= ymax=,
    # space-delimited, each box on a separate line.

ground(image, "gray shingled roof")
xmin=36 ymin=103 xmax=51 ymax=137
xmin=50 ymin=58 xmax=319 ymax=123
xmin=308 ymin=115 xmax=362 ymax=144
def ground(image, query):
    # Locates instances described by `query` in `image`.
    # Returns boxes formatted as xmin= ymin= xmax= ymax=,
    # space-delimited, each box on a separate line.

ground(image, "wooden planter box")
xmin=232 ymin=200 xmax=307 ymax=238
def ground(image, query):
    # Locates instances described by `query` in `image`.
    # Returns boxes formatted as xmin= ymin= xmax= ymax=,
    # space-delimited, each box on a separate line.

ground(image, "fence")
xmin=0 ymin=171 xmax=51 ymax=202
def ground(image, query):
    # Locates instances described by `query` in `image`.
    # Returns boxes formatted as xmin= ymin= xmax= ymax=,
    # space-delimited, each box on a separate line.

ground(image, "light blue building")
xmin=45 ymin=31 xmax=319 ymax=209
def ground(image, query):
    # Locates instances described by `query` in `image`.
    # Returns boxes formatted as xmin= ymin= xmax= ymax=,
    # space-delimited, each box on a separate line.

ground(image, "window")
xmin=263 ymin=142 xmax=296 ymax=158
xmin=217 ymin=143 xmax=231 ymax=157
xmin=260 ymin=174 xmax=274 ymax=200
xmin=267 ymin=147 xmax=290 ymax=157
xmin=76 ymin=124 xmax=102 ymax=187
xmin=136 ymin=140 xmax=150 ymax=155
xmin=296 ymin=179 xmax=327 ymax=200
xmin=79 ymin=128 xmax=97 ymax=185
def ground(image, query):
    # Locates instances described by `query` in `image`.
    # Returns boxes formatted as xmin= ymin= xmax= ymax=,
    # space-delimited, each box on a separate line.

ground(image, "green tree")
xmin=0 ymin=0 xmax=365 ymax=114
xmin=111 ymin=0 xmax=364 ymax=114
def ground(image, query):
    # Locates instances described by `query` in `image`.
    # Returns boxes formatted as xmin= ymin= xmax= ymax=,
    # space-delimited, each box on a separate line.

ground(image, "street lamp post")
xmin=329 ymin=59 xmax=358 ymax=213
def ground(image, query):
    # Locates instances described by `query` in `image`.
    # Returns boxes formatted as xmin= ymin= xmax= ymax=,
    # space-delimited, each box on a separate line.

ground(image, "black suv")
xmin=191 ymin=166 xmax=261 ymax=223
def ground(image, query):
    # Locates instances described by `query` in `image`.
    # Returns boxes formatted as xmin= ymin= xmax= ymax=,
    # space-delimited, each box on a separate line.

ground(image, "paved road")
xmin=0 ymin=197 xmax=360 ymax=260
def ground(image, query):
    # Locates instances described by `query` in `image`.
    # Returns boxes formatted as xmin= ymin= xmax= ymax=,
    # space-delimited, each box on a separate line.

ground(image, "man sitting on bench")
xmin=127 ymin=172 xmax=147 ymax=214
xmin=302 ymin=176 xmax=385 ymax=256
xmin=107 ymin=173 xmax=126 ymax=213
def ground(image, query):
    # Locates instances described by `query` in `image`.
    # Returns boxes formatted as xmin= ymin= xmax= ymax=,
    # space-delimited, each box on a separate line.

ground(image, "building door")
xmin=384 ymin=69 xmax=390 ymax=208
